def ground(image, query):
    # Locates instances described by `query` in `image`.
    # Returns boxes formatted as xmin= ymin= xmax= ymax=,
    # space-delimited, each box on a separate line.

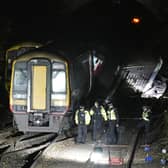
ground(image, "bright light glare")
xmin=131 ymin=17 xmax=141 ymax=24
xmin=52 ymin=71 xmax=66 ymax=92
xmin=44 ymin=143 xmax=94 ymax=163
xmin=91 ymin=147 xmax=103 ymax=163
xmin=91 ymin=152 xmax=102 ymax=163
xmin=35 ymin=120 xmax=40 ymax=124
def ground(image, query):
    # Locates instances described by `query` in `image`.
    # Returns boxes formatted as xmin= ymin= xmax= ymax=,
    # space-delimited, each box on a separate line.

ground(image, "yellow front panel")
xmin=32 ymin=66 xmax=47 ymax=110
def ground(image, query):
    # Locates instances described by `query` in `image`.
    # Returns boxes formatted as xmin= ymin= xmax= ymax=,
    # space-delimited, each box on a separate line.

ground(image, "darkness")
xmin=3 ymin=0 xmax=161 ymax=47
xmin=0 ymin=5 xmax=167 ymax=166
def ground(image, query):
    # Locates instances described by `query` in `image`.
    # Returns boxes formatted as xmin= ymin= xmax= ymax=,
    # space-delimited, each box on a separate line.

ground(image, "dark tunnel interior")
xmin=0 ymin=0 xmax=167 ymax=125
xmin=0 ymin=1 xmax=168 ymax=167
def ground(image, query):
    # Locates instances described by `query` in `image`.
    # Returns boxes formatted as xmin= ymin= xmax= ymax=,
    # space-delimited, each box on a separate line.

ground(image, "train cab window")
xmin=52 ymin=62 xmax=66 ymax=100
xmin=52 ymin=71 xmax=66 ymax=92
xmin=13 ymin=62 xmax=27 ymax=92
xmin=6 ymin=47 xmax=35 ymax=81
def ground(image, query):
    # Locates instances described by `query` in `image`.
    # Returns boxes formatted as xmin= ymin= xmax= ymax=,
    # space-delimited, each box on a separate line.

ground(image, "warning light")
xmin=131 ymin=17 xmax=141 ymax=24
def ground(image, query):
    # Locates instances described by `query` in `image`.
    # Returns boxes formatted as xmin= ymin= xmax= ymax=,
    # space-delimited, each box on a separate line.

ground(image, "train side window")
xmin=13 ymin=62 xmax=27 ymax=92
xmin=14 ymin=70 xmax=27 ymax=91
xmin=52 ymin=70 xmax=66 ymax=93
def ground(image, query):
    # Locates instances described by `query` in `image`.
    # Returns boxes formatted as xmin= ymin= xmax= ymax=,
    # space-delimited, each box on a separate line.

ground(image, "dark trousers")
xmin=92 ymin=118 xmax=103 ymax=141
xmin=138 ymin=120 xmax=150 ymax=144
xmin=76 ymin=124 xmax=87 ymax=143
xmin=106 ymin=120 xmax=117 ymax=144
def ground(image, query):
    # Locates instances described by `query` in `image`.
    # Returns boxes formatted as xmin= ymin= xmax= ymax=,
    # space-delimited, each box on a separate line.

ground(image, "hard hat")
xmin=105 ymin=99 xmax=112 ymax=104
xmin=94 ymin=101 xmax=99 ymax=105
xmin=105 ymin=99 xmax=110 ymax=103
xmin=144 ymin=146 xmax=150 ymax=152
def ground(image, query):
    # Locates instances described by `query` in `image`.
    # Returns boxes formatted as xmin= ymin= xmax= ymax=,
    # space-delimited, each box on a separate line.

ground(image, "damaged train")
xmin=9 ymin=42 xmax=168 ymax=133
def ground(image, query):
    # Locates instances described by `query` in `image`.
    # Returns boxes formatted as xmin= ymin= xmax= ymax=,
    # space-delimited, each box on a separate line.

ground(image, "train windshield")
xmin=52 ymin=63 xmax=66 ymax=99
xmin=6 ymin=47 xmax=35 ymax=81
xmin=52 ymin=71 xmax=66 ymax=92
xmin=13 ymin=62 xmax=27 ymax=91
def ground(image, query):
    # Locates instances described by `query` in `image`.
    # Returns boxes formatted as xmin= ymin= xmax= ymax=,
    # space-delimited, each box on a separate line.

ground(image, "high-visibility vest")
xmin=75 ymin=109 xmax=91 ymax=125
xmin=90 ymin=105 xmax=107 ymax=121
xmin=107 ymin=109 xmax=117 ymax=120
xmin=142 ymin=110 xmax=150 ymax=121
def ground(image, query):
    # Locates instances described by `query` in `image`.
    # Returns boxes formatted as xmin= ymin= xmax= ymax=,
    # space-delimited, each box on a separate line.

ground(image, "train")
xmin=9 ymin=43 xmax=104 ymax=133
xmin=5 ymin=42 xmax=42 ymax=92
xmin=9 ymin=41 xmax=168 ymax=133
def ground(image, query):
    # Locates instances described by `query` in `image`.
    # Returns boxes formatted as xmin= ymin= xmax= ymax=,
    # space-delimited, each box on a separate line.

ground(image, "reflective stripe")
xmin=90 ymin=106 xmax=107 ymax=121
xmin=75 ymin=110 xmax=91 ymax=125
xmin=85 ymin=111 xmax=91 ymax=125
xmin=101 ymin=106 xmax=107 ymax=121
xmin=142 ymin=111 xmax=149 ymax=121
xmin=107 ymin=109 xmax=116 ymax=120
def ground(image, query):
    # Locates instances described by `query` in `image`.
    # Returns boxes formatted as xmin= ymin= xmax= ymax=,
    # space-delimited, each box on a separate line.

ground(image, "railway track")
xmin=29 ymin=125 xmax=141 ymax=168
xmin=85 ymin=129 xmax=140 ymax=168
xmin=0 ymin=123 xmax=142 ymax=168
xmin=0 ymin=129 xmax=58 ymax=168
xmin=0 ymin=127 xmax=23 ymax=157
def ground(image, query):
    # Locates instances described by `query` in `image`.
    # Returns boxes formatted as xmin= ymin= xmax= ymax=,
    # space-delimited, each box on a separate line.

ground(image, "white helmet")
xmin=162 ymin=148 xmax=167 ymax=154
xmin=94 ymin=101 xmax=99 ymax=106
xmin=143 ymin=106 xmax=147 ymax=111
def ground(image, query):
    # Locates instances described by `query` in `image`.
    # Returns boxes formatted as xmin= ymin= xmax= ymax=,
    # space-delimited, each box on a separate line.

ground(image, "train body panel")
xmin=13 ymin=113 xmax=63 ymax=133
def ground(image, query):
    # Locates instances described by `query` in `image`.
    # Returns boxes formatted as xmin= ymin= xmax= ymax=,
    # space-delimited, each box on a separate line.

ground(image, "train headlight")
xmin=13 ymin=93 xmax=27 ymax=99
xmin=28 ymin=113 xmax=49 ymax=127
xmin=90 ymin=147 xmax=103 ymax=163
xmin=35 ymin=120 xmax=41 ymax=125
xmin=51 ymin=94 xmax=66 ymax=100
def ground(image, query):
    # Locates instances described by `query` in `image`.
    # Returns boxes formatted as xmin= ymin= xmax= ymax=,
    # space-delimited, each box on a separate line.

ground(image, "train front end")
xmin=10 ymin=52 xmax=70 ymax=133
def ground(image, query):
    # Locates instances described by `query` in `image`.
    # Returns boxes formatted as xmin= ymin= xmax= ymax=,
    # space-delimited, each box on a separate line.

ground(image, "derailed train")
xmin=9 ymin=42 xmax=168 ymax=133
xmin=10 ymin=43 xmax=104 ymax=133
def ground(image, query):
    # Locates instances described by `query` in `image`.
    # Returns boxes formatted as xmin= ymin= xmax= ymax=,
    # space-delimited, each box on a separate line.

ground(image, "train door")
xmin=27 ymin=59 xmax=51 ymax=113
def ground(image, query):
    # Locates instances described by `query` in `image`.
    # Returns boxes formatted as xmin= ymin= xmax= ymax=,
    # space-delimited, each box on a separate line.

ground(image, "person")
xmin=75 ymin=105 xmax=91 ymax=144
xmin=160 ymin=148 xmax=167 ymax=167
xmin=139 ymin=106 xmax=152 ymax=144
xmin=90 ymin=101 xmax=107 ymax=141
xmin=106 ymin=103 xmax=119 ymax=144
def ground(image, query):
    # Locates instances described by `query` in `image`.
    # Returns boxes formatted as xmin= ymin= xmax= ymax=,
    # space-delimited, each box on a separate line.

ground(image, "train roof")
xmin=13 ymin=40 xmax=107 ymax=63
xmin=6 ymin=42 xmax=43 ymax=51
